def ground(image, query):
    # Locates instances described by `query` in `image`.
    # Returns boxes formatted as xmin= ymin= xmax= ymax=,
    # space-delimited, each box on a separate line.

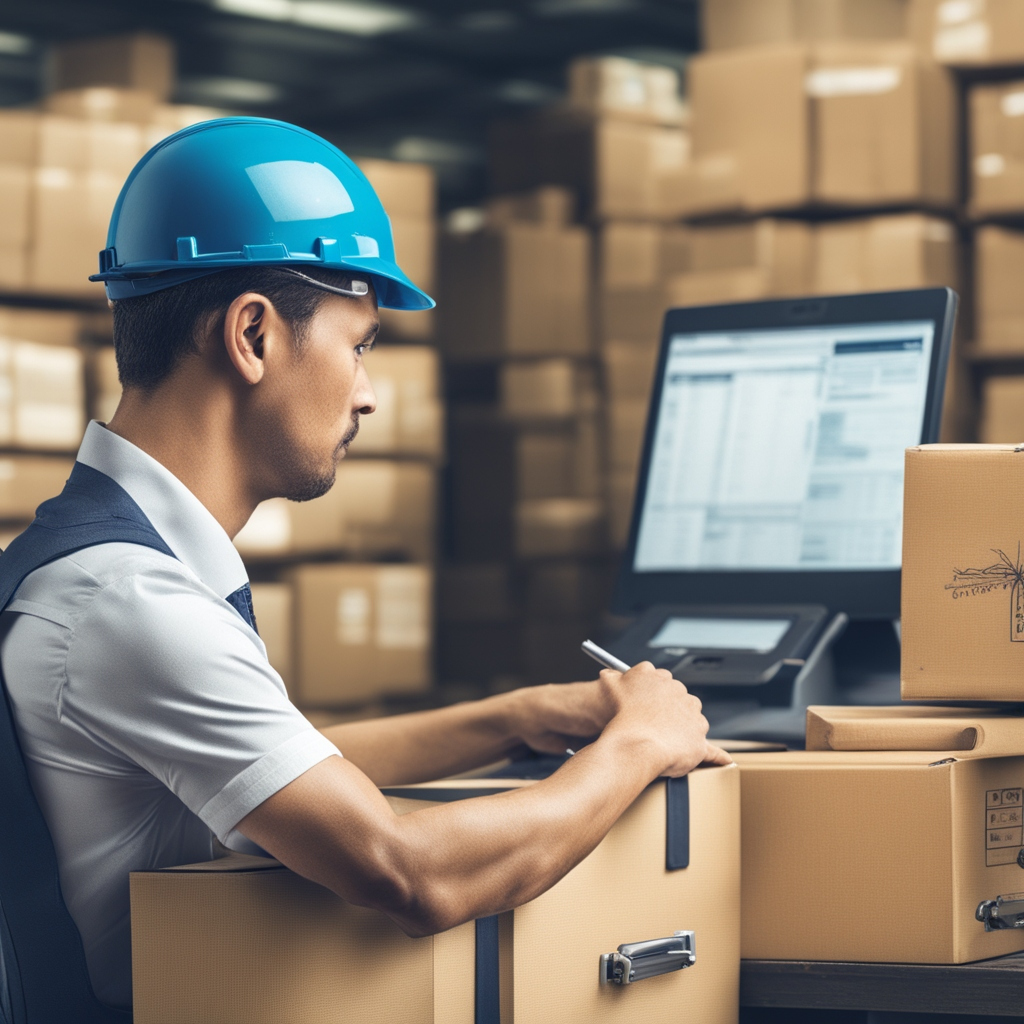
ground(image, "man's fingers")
xmin=702 ymin=743 xmax=733 ymax=766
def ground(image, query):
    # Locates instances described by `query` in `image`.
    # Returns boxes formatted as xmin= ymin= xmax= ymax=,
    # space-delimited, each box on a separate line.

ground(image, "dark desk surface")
xmin=741 ymin=954 xmax=1024 ymax=1018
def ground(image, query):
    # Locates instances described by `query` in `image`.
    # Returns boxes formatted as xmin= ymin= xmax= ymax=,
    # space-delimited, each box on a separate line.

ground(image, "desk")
xmin=741 ymin=954 xmax=1024 ymax=1017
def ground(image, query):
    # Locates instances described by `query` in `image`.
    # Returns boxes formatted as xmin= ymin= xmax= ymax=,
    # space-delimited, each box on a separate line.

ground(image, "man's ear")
xmin=223 ymin=292 xmax=272 ymax=385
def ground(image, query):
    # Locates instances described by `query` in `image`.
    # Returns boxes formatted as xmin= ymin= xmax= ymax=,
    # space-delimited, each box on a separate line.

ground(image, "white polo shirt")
xmin=0 ymin=421 xmax=341 ymax=1010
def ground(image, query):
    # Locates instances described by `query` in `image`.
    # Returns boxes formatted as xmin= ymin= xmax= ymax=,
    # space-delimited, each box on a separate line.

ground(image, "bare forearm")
xmin=385 ymin=725 xmax=658 ymax=932
xmin=319 ymin=691 xmax=526 ymax=785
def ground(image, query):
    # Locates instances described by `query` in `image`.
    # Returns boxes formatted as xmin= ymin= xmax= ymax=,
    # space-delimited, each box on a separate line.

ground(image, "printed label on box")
xmin=987 ymin=788 xmax=1024 ymax=866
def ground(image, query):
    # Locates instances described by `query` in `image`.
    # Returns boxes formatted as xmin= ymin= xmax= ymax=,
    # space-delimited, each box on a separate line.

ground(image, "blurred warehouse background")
xmin=0 ymin=0 xmax=1020 ymax=723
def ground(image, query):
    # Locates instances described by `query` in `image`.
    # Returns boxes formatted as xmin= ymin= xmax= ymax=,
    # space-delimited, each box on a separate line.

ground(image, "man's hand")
xmin=505 ymin=666 xmax=730 ymax=772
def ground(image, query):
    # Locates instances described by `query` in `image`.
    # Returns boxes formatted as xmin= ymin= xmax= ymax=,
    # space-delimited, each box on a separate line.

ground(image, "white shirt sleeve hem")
xmin=199 ymin=730 xmax=342 ymax=842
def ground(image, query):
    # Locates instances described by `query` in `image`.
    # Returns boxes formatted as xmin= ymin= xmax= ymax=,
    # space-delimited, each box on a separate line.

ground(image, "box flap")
xmin=806 ymin=705 xmax=1024 ymax=757
xmin=152 ymin=851 xmax=284 ymax=875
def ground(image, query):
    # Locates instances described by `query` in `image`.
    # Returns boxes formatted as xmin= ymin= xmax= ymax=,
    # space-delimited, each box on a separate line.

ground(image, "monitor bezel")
xmin=611 ymin=287 xmax=958 ymax=621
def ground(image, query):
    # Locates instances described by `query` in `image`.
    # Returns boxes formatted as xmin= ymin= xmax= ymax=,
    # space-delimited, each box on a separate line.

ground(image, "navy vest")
xmin=0 ymin=461 xmax=254 ymax=1024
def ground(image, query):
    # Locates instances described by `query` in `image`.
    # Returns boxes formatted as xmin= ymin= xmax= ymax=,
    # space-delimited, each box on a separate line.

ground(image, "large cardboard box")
xmin=490 ymin=111 xmax=690 ymax=221
xmin=49 ymin=32 xmax=175 ymax=100
xmin=735 ymin=706 xmax=1024 ymax=963
xmin=87 ymin=345 xmax=120 ymax=423
xmin=28 ymin=167 xmax=120 ymax=298
xmin=684 ymin=43 xmax=957 ymax=216
xmin=704 ymin=0 xmax=907 ymax=50
xmin=0 ymin=455 xmax=73 ymax=520
xmin=485 ymin=185 xmax=575 ymax=228
xmin=353 ymin=345 xmax=443 ymax=460
xmin=980 ymin=376 xmax=1024 ymax=443
xmin=0 ymin=308 xmax=83 ymax=347
xmin=814 ymin=214 xmax=960 ymax=295
xmin=234 ymin=460 xmax=436 ymax=562
xmin=0 ymin=110 xmax=40 ymax=166
xmin=567 ymin=56 xmax=685 ymax=124
xmin=288 ymin=563 xmax=431 ymax=706
xmin=44 ymin=86 xmax=157 ymax=124
xmin=0 ymin=166 xmax=30 ymax=290
xmin=969 ymin=80 xmax=1024 ymax=217
xmin=439 ymin=222 xmax=590 ymax=360
xmin=379 ymin=216 xmax=435 ymax=341
xmin=665 ymin=219 xmax=814 ymax=306
xmin=499 ymin=359 xmax=598 ymax=421
xmin=356 ymin=158 xmax=435 ymax=220
xmin=0 ymin=339 xmax=84 ymax=450
xmin=909 ymin=0 xmax=1024 ymax=66
xmin=975 ymin=225 xmax=1024 ymax=353
xmin=901 ymin=443 xmax=1024 ymax=700
xmin=130 ymin=768 xmax=741 ymax=1024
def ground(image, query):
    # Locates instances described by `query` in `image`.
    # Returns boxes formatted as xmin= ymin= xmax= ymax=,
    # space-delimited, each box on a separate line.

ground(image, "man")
xmin=0 ymin=117 xmax=727 ymax=1012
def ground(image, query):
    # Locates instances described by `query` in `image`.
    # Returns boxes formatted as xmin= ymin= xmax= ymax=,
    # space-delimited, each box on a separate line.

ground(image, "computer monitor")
xmin=612 ymin=288 xmax=957 ymax=620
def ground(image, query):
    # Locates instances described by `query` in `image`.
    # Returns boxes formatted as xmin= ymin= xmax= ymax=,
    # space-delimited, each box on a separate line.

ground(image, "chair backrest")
xmin=0 ymin=462 xmax=174 ymax=1023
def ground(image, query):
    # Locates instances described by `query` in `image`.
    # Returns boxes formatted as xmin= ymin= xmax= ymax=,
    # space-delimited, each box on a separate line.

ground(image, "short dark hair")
xmin=111 ymin=266 xmax=357 ymax=389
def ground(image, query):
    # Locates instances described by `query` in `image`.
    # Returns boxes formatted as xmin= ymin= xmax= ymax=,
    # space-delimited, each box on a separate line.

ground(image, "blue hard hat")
xmin=90 ymin=116 xmax=435 ymax=311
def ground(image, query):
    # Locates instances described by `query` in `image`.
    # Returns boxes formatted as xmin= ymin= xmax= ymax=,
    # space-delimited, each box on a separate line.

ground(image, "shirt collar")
xmin=76 ymin=421 xmax=249 ymax=600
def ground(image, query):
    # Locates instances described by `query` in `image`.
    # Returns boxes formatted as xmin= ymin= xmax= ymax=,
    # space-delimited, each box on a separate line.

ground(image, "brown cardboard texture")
xmin=439 ymin=222 xmax=590 ymax=360
xmin=975 ymin=225 xmax=1024 ymax=352
xmin=486 ymin=186 xmax=575 ymax=228
xmin=901 ymin=444 xmax=1024 ymax=700
xmin=567 ymin=56 xmax=685 ymax=124
xmin=735 ymin=706 xmax=1024 ymax=963
xmin=703 ymin=0 xmax=906 ymax=51
xmin=248 ymin=582 xmax=293 ymax=696
xmin=500 ymin=359 xmax=598 ymax=421
xmin=684 ymin=43 xmax=957 ymax=216
xmin=980 ymin=376 xmax=1024 ymax=444
xmin=0 ymin=456 xmax=72 ymax=520
xmin=288 ymin=563 xmax=431 ymax=706
xmin=909 ymin=0 xmax=1024 ymax=66
xmin=970 ymin=81 xmax=1024 ymax=216
xmin=356 ymin=158 xmax=435 ymax=220
xmin=131 ymin=768 xmax=740 ymax=1024
xmin=50 ymin=32 xmax=175 ymax=99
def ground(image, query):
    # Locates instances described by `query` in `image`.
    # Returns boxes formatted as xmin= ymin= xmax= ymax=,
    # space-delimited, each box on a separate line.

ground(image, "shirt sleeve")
xmin=60 ymin=562 xmax=341 ymax=843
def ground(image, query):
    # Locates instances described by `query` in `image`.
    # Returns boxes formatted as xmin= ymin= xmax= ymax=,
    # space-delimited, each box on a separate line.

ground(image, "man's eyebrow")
xmin=362 ymin=322 xmax=380 ymax=349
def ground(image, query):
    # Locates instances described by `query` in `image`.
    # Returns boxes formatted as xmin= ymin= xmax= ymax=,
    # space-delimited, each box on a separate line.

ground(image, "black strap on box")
xmin=383 ymin=771 xmax=690 ymax=1024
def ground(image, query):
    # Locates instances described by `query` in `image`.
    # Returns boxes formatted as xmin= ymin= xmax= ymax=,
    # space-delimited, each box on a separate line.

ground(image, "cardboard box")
xmin=439 ymin=222 xmax=590 ymax=360
xmin=500 ymin=359 xmax=598 ymax=420
xmin=37 ymin=116 xmax=143 ymax=176
xmin=87 ymin=345 xmax=120 ymax=423
xmin=735 ymin=706 xmax=1024 ymax=963
xmin=234 ymin=460 xmax=436 ymax=562
xmin=602 ymin=340 xmax=660 ymax=403
xmin=980 ymin=376 xmax=1024 ymax=443
xmin=909 ymin=0 xmax=1024 ymax=66
xmin=0 ymin=455 xmax=73 ymax=520
xmin=0 ymin=339 xmax=84 ymax=450
xmin=352 ymin=345 xmax=443 ymax=459
xmin=567 ymin=56 xmax=685 ymax=124
xmin=969 ymin=80 xmax=1024 ymax=217
xmin=356 ymin=158 xmax=435 ymax=220
xmin=608 ymin=398 xmax=649 ymax=475
xmin=975 ymin=225 xmax=1024 ymax=352
xmin=0 ymin=166 xmax=30 ymax=290
xmin=485 ymin=185 xmax=575 ymax=228
xmin=901 ymin=443 xmax=1024 ymax=700
xmin=0 ymin=110 xmax=40 ymax=166
xmin=28 ymin=167 xmax=120 ymax=298
xmin=684 ymin=43 xmax=957 ymax=217
xmin=289 ymin=562 xmax=431 ymax=705
xmin=666 ymin=219 xmax=815 ymax=307
xmin=608 ymin=467 xmax=639 ymax=549
xmin=0 ymin=308 xmax=84 ymax=347
xmin=704 ymin=0 xmax=907 ymax=50
xmin=44 ymin=86 xmax=157 ymax=123
xmin=130 ymin=768 xmax=740 ymax=1024
xmin=490 ymin=111 xmax=690 ymax=221
xmin=815 ymin=214 xmax=960 ymax=295
xmin=50 ymin=32 xmax=175 ymax=100
xmin=248 ymin=582 xmax=293 ymax=696
xmin=516 ymin=498 xmax=606 ymax=558
xmin=378 ymin=215 xmax=435 ymax=341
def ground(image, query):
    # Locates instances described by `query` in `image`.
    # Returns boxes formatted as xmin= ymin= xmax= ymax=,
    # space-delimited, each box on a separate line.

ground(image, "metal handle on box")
xmin=599 ymin=930 xmax=695 ymax=985
xmin=977 ymin=893 xmax=1024 ymax=930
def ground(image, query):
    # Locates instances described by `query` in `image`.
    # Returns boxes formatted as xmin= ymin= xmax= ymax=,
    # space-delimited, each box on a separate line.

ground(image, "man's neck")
xmin=105 ymin=380 xmax=257 ymax=540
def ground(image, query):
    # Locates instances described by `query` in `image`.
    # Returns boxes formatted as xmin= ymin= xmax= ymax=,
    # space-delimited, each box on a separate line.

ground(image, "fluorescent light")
xmin=533 ymin=0 xmax=637 ymax=14
xmin=212 ymin=0 xmax=420 ymax=35
xmin=392 ymin=136 xmax=481 ymax=164
xmin=178 ymin=76 xmax=284 ymax=103
xmin=496 ymin=79 xmax=559 ymax=104
xmin=0 ymin=31 xmax=33 ymax=55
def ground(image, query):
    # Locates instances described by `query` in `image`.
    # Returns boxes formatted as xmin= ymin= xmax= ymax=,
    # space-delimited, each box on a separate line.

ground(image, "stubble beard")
xmin=281 ymin=415 xmax=360 ymax=503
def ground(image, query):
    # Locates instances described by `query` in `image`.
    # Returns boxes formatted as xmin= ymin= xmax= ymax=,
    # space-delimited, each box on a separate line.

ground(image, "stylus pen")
xmin=581 ymin=639 xmax=632 ymax=674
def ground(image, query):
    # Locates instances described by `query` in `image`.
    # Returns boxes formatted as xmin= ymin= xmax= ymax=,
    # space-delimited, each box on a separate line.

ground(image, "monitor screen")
xmin=633 ymin=320 xmax=936 ymax=574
